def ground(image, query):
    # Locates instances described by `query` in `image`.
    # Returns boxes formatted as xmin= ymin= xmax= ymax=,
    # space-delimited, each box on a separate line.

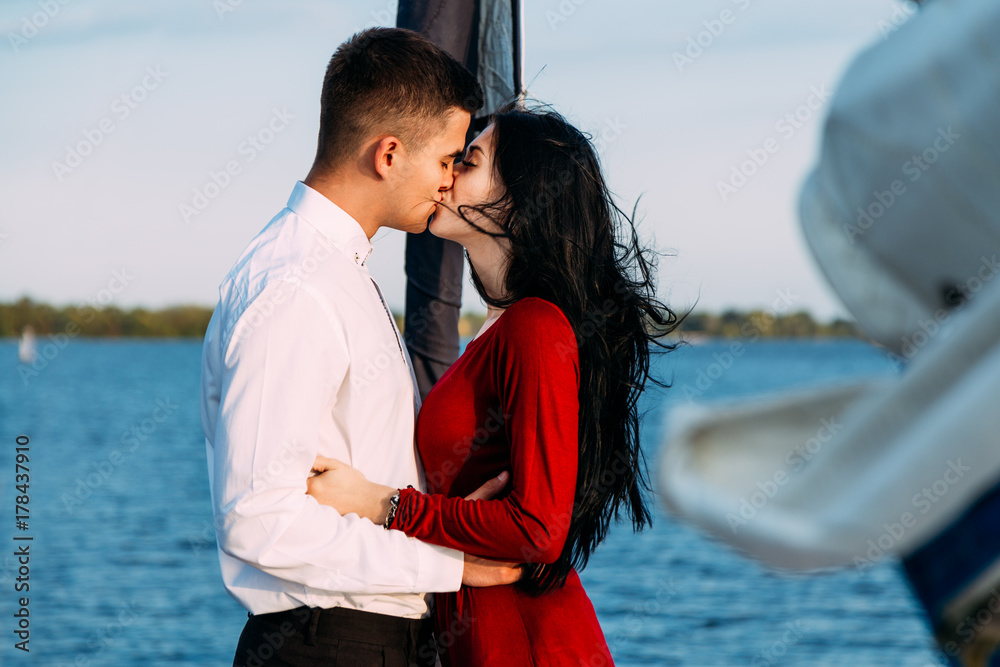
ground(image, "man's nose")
xmin=440 ymin=165 xmax=457 ymax=191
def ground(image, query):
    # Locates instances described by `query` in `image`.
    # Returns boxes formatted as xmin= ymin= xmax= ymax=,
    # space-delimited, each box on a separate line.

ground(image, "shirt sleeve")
xmin=210 ymin=279 xmax=463 ymax=595
xmin=391 ymin=299 xmax=580 ymax=564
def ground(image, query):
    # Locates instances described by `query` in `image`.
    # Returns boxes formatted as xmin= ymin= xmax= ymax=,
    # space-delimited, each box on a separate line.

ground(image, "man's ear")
xmin=373 ymin=136 xmax=402 ymax=180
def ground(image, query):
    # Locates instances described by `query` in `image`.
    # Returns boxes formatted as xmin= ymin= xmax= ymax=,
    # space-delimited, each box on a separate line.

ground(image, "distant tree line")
xmin=0 ymin=298 xmax=861 ymax=339
xmin=0 ymin=298 xmax=212 ymax=338
xmin=674 ymin=308 xmax=861 ymax=339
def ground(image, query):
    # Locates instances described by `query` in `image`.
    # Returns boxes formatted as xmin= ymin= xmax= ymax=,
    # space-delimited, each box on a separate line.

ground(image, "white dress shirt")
xmin=199 ymin=181 xmax=464 ymax=618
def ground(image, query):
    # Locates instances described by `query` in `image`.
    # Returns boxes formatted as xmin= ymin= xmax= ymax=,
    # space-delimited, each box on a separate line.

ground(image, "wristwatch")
xmin=384 ymin=485 xmax=413 ymax=529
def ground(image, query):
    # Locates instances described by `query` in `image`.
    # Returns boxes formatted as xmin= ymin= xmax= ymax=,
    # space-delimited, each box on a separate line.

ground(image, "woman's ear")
xmin=373 ymin=135 xmax=401 ymax=180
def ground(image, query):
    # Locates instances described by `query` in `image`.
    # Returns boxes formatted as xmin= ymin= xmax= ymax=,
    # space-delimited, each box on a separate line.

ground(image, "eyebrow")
xmin=446 ymin=148 xmax=465 ymax=159
xmin=467 ymin=145 xmax=484 ymax=157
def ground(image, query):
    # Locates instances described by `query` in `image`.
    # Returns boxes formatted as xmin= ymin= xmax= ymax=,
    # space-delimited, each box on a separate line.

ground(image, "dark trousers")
xmin=233 ymin=606 xmax=437 ymax=667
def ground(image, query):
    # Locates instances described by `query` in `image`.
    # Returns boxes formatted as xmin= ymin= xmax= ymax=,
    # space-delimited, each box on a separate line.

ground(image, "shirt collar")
xmin=286 ymin=181 xmax=374 ymax=266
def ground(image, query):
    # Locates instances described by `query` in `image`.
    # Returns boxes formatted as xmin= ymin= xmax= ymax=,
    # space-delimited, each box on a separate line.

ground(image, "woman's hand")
xmin=306 ymin=455 xmax=396 ymax=525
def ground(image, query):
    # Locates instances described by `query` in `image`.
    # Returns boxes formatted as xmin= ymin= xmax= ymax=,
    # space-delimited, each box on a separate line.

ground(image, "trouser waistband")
xmin=251 ymin=605 xmax=432 ymax=648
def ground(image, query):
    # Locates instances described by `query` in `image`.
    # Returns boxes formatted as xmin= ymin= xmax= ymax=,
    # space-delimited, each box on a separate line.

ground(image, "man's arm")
xmin=210 ymin=279 xmax=464 ymax=595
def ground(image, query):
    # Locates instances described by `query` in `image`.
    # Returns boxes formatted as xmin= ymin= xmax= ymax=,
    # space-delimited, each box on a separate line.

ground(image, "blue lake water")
xmin=0 ymin=337 xmax=950 ymax=666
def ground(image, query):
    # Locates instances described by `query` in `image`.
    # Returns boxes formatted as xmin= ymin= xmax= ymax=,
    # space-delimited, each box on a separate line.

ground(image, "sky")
xmin=0 ymin=0 xmax=917 ymax=319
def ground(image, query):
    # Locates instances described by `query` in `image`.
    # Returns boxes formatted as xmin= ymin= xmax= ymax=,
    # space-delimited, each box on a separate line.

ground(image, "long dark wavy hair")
xmin=453 ymin=101 xmax=688 ymax=594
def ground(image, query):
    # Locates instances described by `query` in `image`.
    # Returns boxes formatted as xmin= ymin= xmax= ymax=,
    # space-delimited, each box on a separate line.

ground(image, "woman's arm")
xmin=306 ymin=299 xmax=580 ymax=564
xmin=305 ymin=457 xmax=510 ymax=525
xmin=392 ymin=300 xmax=580 ymax=564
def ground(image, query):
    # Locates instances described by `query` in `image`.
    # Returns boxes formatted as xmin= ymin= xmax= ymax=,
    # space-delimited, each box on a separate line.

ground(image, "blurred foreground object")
xmin=659 ymin=0 xmax=1000 ymax=663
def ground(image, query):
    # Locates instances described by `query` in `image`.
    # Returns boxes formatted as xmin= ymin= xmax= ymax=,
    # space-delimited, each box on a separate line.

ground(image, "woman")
xmin=306 ymin=102 xmax=684 ymax=665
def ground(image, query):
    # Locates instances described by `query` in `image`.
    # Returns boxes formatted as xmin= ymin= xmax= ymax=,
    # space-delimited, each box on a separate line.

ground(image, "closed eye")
xmin=461 ymin=159 xmax=476 ymax=168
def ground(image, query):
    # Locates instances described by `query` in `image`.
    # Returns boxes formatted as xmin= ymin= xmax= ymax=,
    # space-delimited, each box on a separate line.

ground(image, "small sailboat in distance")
xmin=18 ymin=325 xmax=36 ymax=365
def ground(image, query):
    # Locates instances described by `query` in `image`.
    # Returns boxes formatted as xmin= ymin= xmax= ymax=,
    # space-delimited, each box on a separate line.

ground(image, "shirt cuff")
xmin=413 ymin=541 xmax=464 ymax=593
xmin=396 ymin=488 xmax=462 ymax=592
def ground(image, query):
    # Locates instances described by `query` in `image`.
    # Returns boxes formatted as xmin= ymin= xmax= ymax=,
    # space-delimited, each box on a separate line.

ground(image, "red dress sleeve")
xmin=392 ymin=298 xmax=580 ymax=564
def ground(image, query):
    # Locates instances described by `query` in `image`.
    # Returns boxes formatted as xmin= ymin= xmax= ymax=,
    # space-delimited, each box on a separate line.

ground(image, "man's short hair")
xmin=313 ymin=27 xmax=484 ymax=172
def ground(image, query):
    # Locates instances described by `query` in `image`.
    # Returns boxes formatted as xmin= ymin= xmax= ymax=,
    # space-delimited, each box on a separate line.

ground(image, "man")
xmin=199 ymin=28 xmax=517 ymax=667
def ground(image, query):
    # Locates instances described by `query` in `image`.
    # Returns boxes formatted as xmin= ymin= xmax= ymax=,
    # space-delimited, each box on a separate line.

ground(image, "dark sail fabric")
xmin=902 ymin=480 xmax=1000 ymax=667
xmin=397 ymin=0 xmax=519 ymax=400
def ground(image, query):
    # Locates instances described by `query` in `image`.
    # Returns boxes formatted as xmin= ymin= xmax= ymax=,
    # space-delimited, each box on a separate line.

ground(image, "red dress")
xmin=392 ymin=297 xmax=615 ymax=666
